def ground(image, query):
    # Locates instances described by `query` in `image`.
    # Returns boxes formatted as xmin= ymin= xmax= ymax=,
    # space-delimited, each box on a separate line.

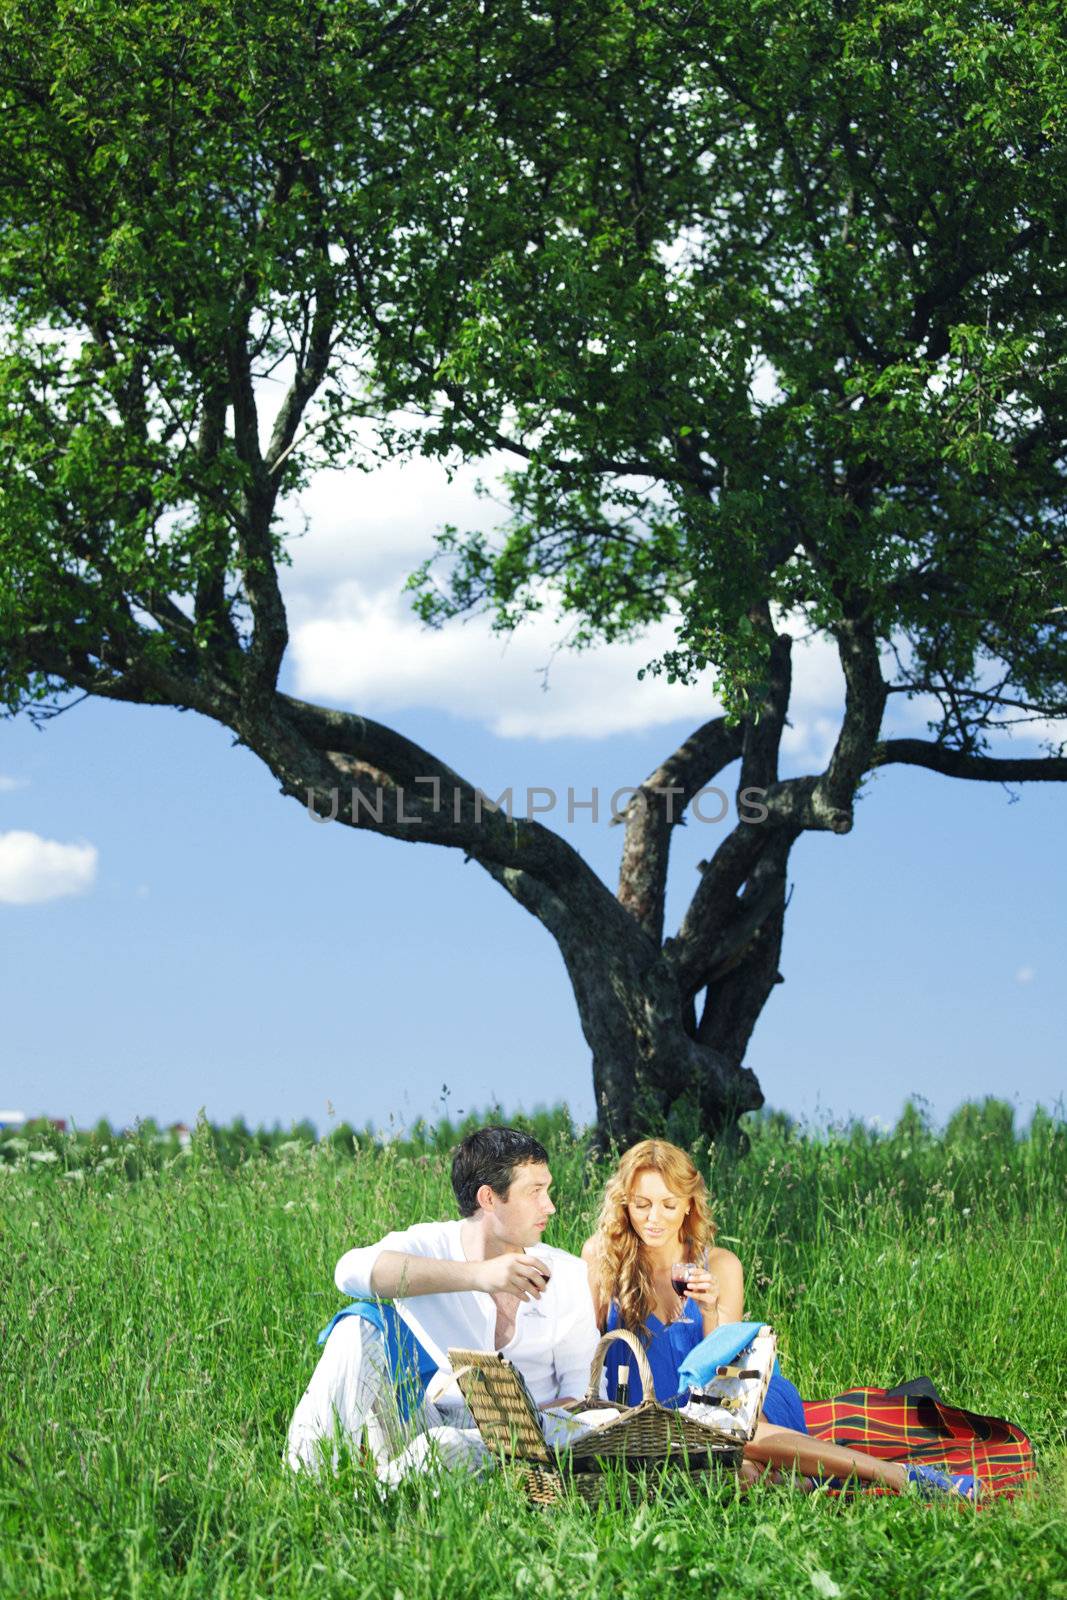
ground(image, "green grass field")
xmin=4 ymin=1103 xmax=1066 ymax=1599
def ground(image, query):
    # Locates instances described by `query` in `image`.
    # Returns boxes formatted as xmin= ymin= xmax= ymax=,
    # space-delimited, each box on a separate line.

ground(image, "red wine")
xmin=670 ymin=1264 xmax=691 ymax=1297
xmin=616 ymin=1363 xmax=630 ymax=1407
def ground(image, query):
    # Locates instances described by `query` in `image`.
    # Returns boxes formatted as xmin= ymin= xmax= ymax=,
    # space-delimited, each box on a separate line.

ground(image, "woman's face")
xmin=625 ymin=1167 xmax=689 ymax=1251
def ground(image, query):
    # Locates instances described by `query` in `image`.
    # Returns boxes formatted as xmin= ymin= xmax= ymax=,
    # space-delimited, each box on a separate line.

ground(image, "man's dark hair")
xmin=451 ymin=1125 xmax=550 ymax=1217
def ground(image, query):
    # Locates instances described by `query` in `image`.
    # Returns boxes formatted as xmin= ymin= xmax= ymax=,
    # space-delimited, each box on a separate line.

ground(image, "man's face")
xmin=486 ymin=1160 xmax=556 ymax=1248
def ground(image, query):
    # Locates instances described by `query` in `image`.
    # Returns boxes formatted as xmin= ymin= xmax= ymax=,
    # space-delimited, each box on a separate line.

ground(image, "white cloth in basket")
xmin=680 ymin=1326 xmax=777 ymax=1441
xmin=539 ymin=1405 xmax=622 ymax=1449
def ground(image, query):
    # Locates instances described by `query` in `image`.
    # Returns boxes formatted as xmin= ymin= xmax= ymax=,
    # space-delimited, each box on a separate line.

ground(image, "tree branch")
xmin=738 ymin=622 xmax=792 ymax=793
xmin=277 ymin=693 xmax=649 ymax=938
xmin=911 ymin=221 xmax=1046 ymax=360
xmin=615 ymin=715 xmax=744 ymax=941
xmin=668 ymin=819 xmax=772 ymax=996
xmin=18 ymin=612 xmax=235 ymax=723
xmin=698 ymin=848 xmax=794 ymax=991
xmin=667 ymin=613 xmax=880 ymax=998
xmin=193 ymin=376 xmax=240 ymax=658
xmin=696 ymin=830 xmax=794 ymax=1057
xmin=477 ymin=857 xmax=576 ymax=944
xmin=225 ymin=327 xmax=289 ymax=697
xmin=809 ymin=616 xmax=888 ymax=831
xmin=265 ymin=237 xmax=337 ymax=479
xmin=870 ymin=739 xmax=1067 ymax=782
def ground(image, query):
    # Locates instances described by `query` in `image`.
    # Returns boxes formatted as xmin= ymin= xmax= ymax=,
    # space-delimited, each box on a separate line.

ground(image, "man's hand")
xmin=473 ymin=1254 xmax=552 ymax=1300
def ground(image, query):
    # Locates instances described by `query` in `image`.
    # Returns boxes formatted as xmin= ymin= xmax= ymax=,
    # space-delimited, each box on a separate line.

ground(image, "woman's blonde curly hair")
xmin=593 ymin=1139 xmax=716 ymax=1339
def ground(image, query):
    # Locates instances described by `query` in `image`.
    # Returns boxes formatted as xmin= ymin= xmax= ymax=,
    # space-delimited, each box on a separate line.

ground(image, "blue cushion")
xmin=676 ymin=1320 xmax=765 ymax=1391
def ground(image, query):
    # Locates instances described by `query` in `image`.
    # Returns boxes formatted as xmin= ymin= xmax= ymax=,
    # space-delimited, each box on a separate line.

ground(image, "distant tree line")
xmin=1 ymin=1099 xmax=1062 ymax=1183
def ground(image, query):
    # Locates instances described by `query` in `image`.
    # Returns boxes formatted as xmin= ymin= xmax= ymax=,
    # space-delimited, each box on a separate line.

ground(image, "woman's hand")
xmin=684 ymin=1268 xmax=721 ymax=1329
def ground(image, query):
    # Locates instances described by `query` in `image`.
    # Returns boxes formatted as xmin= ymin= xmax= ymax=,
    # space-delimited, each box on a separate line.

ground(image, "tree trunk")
xmin=557 ymin=935 xmax=765 ymax=1149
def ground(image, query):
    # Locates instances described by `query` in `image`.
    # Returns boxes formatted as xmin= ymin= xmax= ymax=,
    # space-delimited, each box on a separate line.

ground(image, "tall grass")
xmin=4 ymin=1102 xmax=1065 ymax=1599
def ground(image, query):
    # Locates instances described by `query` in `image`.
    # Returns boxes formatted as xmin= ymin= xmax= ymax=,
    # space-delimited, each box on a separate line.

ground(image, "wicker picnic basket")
xmin=449 ymin=1328 xmax=749 ymax=1506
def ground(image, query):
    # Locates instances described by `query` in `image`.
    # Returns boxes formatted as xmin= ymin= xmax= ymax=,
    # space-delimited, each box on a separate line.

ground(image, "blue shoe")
xmin=907 ymin=1463 xmax=979 ymax=1500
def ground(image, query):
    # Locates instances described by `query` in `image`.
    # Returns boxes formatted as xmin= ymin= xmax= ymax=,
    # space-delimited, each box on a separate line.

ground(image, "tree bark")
xmin=555 ymin=934 xmax=765 ymax=1149
xmin=695 ymin=828 xmax=794 ymax=1068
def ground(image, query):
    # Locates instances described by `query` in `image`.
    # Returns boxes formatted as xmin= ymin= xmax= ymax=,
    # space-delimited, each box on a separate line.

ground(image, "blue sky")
xmin=1 ymin=454 xmax=1064 ymax=1135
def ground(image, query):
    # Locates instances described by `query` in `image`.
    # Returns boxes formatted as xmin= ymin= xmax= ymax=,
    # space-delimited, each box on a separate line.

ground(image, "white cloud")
xmin=291 ymin=578 xmax=850 ymax=755
xmin=1015 ymin=966 xmax=1035 ymax=985
xmin=292 ymin=580 xmax=718 ymax=740
xmin=272 ymin=434 xmax=1060 ymax=770
xmin=283 ymin=451 xmax=500 ymax=599
xmin=1010 ymin=717 xmax=1067 ymax=750
xmin=282 ymin=456 xmax=852 ymax=758
xmin=0 ymin=831 xmax=98 ymax=905
xmin=285 ymin=442 xmax=1067 ymax=770
xmin=0 ymin=775 xmax=28 ymax=793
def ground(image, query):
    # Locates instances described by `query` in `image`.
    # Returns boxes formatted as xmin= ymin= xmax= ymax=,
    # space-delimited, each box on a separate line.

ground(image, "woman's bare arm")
xmin=685 ymin=1245 xmax=744 ymax=1333
xmin=580 ymin=1236 xmax=608 ymax=1329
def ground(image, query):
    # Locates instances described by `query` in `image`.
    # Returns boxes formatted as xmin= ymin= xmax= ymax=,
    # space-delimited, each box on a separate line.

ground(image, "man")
xmin=285 ymin=1125 xmax=599 ymax=1480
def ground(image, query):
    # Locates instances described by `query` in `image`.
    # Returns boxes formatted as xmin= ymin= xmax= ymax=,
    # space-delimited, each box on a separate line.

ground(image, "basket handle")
xmin=584 ymin=1326 xmax=657 ymax=1405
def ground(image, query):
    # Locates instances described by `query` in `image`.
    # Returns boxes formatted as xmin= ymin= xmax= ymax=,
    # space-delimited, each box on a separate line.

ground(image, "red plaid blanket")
xmin=803 ymin=1383 xmax=1036 ymax=1496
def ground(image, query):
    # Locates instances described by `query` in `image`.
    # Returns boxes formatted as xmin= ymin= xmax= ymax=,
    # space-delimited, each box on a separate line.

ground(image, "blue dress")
xmin=604 ymin=1298 xmax=807 ymax=1433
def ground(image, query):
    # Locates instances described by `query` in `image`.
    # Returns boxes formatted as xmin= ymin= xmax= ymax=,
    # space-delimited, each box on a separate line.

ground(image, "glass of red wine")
xmin=670 ymin=1262 xmax=692 ymax=1298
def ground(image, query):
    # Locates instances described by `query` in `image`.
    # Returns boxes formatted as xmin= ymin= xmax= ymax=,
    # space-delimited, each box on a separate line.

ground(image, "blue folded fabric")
xmin=317 ymin=1299 xmax=438 ymax=1422
xmin=676 ymin=1320 xmax=764 ymax=1391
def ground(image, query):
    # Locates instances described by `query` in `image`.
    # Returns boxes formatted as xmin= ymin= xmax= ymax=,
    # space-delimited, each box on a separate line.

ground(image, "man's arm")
xmin=335 ymin=1240 xmax=553 ymax=1301
xmin=368 ymin=1252 xmax=480 ymax=1298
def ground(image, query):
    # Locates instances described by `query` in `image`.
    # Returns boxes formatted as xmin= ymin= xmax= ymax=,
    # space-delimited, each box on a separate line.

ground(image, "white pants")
xmin=285 ymin=1316 xmax=490 ymax=1485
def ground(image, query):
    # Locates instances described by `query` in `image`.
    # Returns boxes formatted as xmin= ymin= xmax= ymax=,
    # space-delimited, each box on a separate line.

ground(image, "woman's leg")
xmin=737 ymin=1458 xmax=816 ymax=1491
xmin=744 ymin=1418 xmax=908 ymax=1491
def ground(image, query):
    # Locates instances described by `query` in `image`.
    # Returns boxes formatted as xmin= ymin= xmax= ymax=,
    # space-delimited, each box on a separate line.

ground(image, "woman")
xmin=582 ymin=1139 xmax=977 ymax=1497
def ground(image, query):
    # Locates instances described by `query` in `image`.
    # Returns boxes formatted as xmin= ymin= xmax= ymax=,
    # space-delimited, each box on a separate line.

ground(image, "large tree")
xmin=1 ymin=0 xmax=1065 ymax=1145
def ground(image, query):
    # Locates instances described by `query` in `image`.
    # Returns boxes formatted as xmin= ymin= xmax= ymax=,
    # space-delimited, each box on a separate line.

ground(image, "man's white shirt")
xmin=334 ymin=1220 xmax=599 ymax=1406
